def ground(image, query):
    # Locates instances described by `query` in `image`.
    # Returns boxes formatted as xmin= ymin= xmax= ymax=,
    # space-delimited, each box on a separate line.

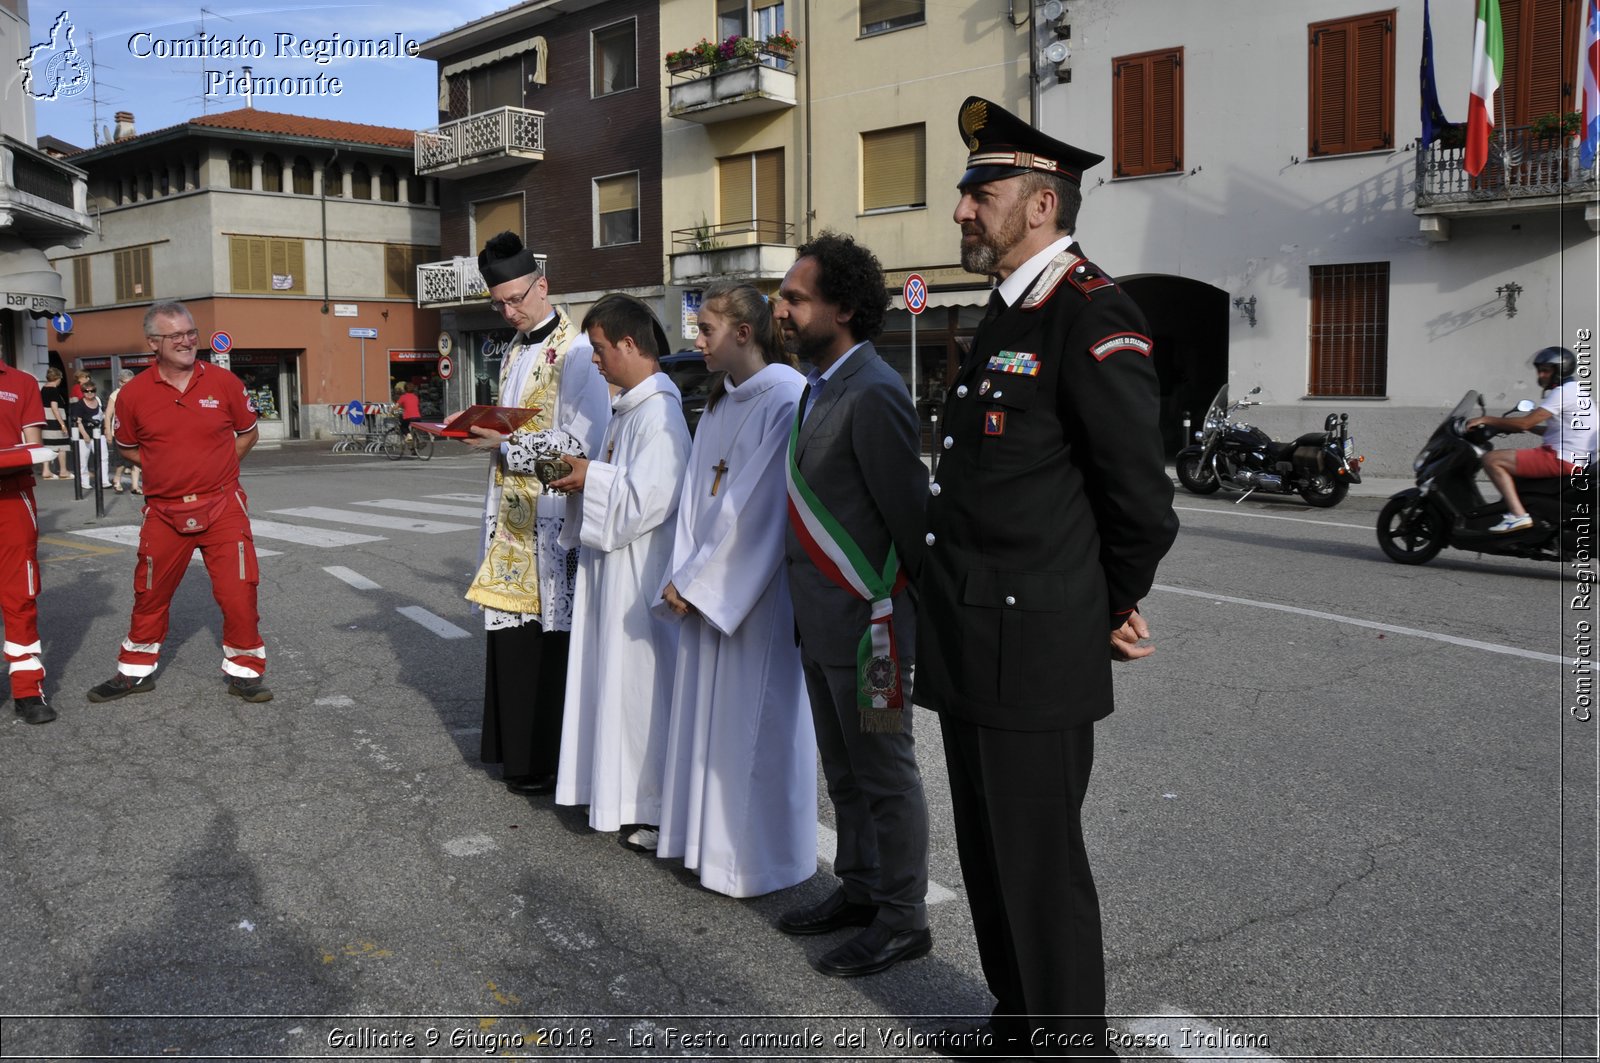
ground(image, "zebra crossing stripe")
xmin=397 ymin=606 xmax=470 ymax=639
xmin=323 ymin=566 xmax=382 ymax=591
xmin=69 ymin=527 xmax=283 ymax=558
xmin=249 ymin=519 xmax=385 ymax=548
xmin=270 ymin=506 xmax=476 ymax=534
xmin=426 ymin=493 xmax=485 ymax=504
xmin=354 ymin=499 xmax=485 ymax=519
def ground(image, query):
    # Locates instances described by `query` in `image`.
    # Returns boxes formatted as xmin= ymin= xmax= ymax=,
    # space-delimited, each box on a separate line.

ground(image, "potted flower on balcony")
xmin=1531 ymin=110 xmax=1581 ymax=142
xmin=764 ymin=29 xmax=800 ymax=58
xmin=718 ymin=34 xmax=761 ymax=64
xmin=665 ymin=48 xmax=698 ymax=74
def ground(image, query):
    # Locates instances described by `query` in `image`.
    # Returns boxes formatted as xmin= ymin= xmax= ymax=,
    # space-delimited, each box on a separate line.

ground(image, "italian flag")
xmin=1465 ymin=0 xmax=1503 ymax=176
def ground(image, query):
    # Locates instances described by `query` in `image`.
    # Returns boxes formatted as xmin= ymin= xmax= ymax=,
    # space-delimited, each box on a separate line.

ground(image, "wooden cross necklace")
xmin=707 ymin=376 xmax=764 ymax=497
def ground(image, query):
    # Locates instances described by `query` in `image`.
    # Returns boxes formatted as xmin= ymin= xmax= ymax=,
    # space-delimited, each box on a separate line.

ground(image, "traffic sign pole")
xmin=903 ymin=274 xmax=928 ymax=413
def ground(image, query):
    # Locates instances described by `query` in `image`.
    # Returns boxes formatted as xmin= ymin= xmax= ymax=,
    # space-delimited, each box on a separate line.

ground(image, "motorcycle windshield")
xmin=1200 ymin=384 xmax=1229 ymax=438
xmin=1417 ymin=391 xmax=1481 ymax=465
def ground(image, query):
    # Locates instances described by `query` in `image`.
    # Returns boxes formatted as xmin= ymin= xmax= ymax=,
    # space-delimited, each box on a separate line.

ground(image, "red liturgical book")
xmin=412 ymin=405 xmax=540 ymax=439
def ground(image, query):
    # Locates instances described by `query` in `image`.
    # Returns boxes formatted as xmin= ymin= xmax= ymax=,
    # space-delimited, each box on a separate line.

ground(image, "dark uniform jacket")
xmin=914 ymin=242 xmax=1178 ymax=730
xmin=784 ymin=343 xmax=928 ymax=667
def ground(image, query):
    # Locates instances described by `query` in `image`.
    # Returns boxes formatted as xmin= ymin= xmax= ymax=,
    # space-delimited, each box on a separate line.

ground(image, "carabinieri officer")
xmin=916 ymin=97 xmax=1179 ymax=1058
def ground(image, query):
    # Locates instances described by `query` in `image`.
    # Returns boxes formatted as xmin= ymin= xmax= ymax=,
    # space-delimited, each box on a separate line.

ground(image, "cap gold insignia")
xmin=961 ymin=99 xmax=988 ymax=151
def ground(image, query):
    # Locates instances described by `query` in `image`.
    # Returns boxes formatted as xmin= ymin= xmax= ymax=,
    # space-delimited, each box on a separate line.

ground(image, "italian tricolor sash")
xmin=785 ymin=408 xmax=907 ymax=732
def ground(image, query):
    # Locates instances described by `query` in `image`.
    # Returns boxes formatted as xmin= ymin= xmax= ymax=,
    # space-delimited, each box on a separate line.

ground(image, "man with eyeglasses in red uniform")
xmin=87 ymin=301 xmax=271 ymax=704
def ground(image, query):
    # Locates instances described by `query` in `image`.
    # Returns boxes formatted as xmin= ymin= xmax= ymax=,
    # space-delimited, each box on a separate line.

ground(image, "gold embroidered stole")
xmin=465 ymin=314 xmax=572 ymax=613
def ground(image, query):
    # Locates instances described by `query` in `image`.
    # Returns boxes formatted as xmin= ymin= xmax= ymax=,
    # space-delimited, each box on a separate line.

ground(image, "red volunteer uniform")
xmin=0 ymin=364 xmax=46 ymax=699
xmin=111 ymin=362 xmax=265 ymax=679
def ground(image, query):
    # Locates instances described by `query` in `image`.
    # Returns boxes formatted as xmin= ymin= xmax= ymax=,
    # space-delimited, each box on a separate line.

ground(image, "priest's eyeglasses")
xmin=490 ymin=281 xmax=537 ymax=314
xmin=149 ymin=328 xmax=200 ymax=343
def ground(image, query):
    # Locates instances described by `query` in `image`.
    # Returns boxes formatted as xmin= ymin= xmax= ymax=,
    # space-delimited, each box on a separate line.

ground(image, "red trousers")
xmin=0 ymin=487 xmax=44 ymax=699
xmin=117 ymin=489 xmax=264 ymax=679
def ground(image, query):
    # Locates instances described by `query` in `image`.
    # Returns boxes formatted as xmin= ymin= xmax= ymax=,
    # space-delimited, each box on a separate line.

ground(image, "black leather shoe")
xmin=87 ymin=673 xmax=156 ymax=703
xmin=226 ymin=676 xmax=273 ymax=703
xmin=505 ymin=773 xmax=556 ymax=795
xmin=14 ymin=696 xmax=57 ymax=724
xmin=814 ymin=923 xmax=931 ymax=977
xmin=777 ymin=888 xmax=877 ymax=935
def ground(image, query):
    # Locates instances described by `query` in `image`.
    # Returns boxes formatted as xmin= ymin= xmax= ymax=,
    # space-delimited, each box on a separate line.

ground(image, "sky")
xmin=28 ymin=0 xmax=517 ymax=147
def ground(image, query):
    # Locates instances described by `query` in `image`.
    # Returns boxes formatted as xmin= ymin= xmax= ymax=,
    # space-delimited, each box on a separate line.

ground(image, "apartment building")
xmin=660 ymin=0 xmax=1034 ymax=415
xmin=49 ymin=109 xmax=443 ymax=441
xmin=0 ymin=0 xmax=95 ymax=377
xmin=1037 ymin=0 xmax=1595 ymax=469
xmin=414 ymin=0 xmax=663 ymax=405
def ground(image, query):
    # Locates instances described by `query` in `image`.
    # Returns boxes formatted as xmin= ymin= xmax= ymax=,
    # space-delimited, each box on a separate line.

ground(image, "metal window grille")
xmin=1309 ymin=262 xmax=1388 ymax=397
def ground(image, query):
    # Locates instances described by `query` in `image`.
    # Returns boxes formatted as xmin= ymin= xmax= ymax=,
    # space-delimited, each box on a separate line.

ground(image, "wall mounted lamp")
xmin=1233 ymin=295 xmax=1257 ymax=327
xmin=1495 ymin=281 xmax=1523 ymax=318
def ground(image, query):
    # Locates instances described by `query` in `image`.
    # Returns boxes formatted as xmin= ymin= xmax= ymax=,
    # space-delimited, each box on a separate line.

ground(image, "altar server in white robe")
xmin=656 ymin=280 xmax=816 ymax=898
xmin=553 ymin=294 xmax=692 ymax=847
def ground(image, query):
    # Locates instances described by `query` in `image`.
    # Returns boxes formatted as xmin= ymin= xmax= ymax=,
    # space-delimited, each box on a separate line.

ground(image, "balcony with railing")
xmin=416 ymin=253 xmax=547 ymax=309
xmin=1415 ymin=123 xmax=1598 ymax=235
xmin=668 ymin=218 xmax=795 ymax=284
xmin=667 ymin=46 xmax=797 ymax=124
xmin=414 ymin=106 xmax=546 ymax=178
xmin=0 ymin=136 xmax=92 ymax=245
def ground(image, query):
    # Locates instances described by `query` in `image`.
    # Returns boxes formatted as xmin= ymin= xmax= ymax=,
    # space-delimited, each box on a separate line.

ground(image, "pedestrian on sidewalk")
xmin=0 ymin=358 xmax=55 ymax=723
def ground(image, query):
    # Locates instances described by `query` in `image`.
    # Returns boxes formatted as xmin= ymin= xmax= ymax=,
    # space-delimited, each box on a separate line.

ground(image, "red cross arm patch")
xmin=1088 ymin=332 xmax=1154 ymax=361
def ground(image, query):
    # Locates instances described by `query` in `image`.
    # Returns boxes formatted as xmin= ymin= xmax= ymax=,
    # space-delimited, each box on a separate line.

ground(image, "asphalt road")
xmin=0 ymin=444 xmax=1592 ymax=1061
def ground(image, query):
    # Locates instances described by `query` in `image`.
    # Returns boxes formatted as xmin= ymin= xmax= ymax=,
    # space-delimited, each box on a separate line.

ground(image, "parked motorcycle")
xmin=1176 ymin=385 xmax=1363 ymax=507
xmin=1376 ymin=391 xmax=1586 ymax=565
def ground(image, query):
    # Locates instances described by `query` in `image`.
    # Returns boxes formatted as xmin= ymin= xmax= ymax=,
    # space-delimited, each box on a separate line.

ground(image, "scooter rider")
xmin=1465 ymin=346 xmax=1595 ymax=533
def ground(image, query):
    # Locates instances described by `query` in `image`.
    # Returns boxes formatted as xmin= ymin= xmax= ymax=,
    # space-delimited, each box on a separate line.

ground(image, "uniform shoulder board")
xmin=1066 ymin=259 xmax=1117 ymax=297
xmin=1019 ymin=249 xmax=1082 ymax=310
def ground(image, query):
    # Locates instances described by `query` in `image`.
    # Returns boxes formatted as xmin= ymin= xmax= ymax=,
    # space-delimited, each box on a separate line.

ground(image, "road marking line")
xmin=271 ymin=506 xmax=476 ymax=534
xmin=1173 ymin=504 xmax=1369 ymax=531
xmin=323 ymin=566 xmax=381 ymax=591
xmin=1125 ymin=1008 xmax=1284 ymax=1060
xmin=397 ymin=605 xmax=470 ymax=639
xmin=816 ymin=823 xmax=957 ymax=904
xmin=427 ymin=493 xmax=485 ymax=503
xmin=1152 ymin=583 xmax=1569 ymax=664
xmin=354 ymin=498 xmax=485 ymax=519
xmin=250 ymin=519 xmax=384 ymax=548
xmin=68 ymin=527 xmax=282 ymax=557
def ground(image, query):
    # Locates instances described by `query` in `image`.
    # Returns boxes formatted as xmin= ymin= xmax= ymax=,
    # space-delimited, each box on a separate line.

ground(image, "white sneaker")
xmin=1488 ymin=512 xmax=1533 ymax=534
xmin=622 ymin=827 xmax=659 ymax=852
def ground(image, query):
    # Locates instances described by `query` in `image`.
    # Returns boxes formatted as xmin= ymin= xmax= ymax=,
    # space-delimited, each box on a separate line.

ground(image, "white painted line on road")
xmin=1153 ymin=583 xmax=1570 ymax=665
xmin=272 ymin=506 xmax=476 ymax=534
xmin=354 ymin=498 xmax=485 ymax=519
xmin=322 ymin=566 xmax=381 ymax=591
xmin=428 ymin=493 xmax=485 ymax=503
xmin=443 ymin=834 xmax=499 ymax=856
xmin=397 ymin=605 xmax=470 ymax=639
xmin=816 ymin=823 xmax=957 ymax=905
xmin=1125 ymin=1008 xmax=1284 ymax=1061
xmin=250 ymin=519 xmax=384 ymax=548
xmin=68 ymin=527 xmax=282 ymax=557
xmin=1173 ymin=504 xmax=1369 ymax=532
xmin=314 ymin=696 xmax=355 ymax=707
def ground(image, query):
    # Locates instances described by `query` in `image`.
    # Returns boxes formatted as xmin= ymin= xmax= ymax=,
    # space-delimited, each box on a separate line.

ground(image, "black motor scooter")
xmin=1376 ymin=390 xmax=1590 ymax=565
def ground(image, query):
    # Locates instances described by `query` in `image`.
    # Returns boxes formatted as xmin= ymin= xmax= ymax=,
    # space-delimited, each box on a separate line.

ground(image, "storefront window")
xmin=467 ymin=330 xmax=518 ymax=406
xmin=231 ymin=359 xmax=282 ymax=420
xmin=389 ymin=351 xmax=444 ymax=418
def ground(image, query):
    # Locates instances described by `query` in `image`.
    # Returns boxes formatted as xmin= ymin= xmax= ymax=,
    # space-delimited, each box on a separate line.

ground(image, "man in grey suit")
xmin=775 ymin=231 xmax=932 ymax=978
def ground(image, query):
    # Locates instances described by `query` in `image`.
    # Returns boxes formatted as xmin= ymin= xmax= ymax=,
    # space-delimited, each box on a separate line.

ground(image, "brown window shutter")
xmin=1500 ymin=0 xmax=1526 ymax=125
xmin=861 ymin=125 xmax=925 ymax=210
xmin=753 ymin=149 xmax=785 ymax=241
xmin=287 ymin=239 xmax=305 ymax=293
xmin=1311 ymin=24 xmax=1350 ymax=155
xmin=717 ymin=154 xmax=753 ymax=228
xmin=1309 ymin=263 xmax=1389 ymax=397
xmin=247 ymin=239 xmax=268 ymax=293
xmin=135 ymin=247 xmax=151 ymax=298
xmin=1151 ymin=51 xmax=1181 ymax=171
xmin=1525 ymin=0 xmax=1573 ymax=120
xmin=1308 ymin=11 xmax=1394 ymax=156
xmin=1352 ymin=16 xmax=1392 ymax=150
xmin=1114 ymin=58 xmax=1146 ymax=175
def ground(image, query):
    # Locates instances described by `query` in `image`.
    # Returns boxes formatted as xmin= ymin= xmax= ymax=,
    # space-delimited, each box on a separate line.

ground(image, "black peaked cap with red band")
xmin=957 ymin=95 xmax=1104 ymax=187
